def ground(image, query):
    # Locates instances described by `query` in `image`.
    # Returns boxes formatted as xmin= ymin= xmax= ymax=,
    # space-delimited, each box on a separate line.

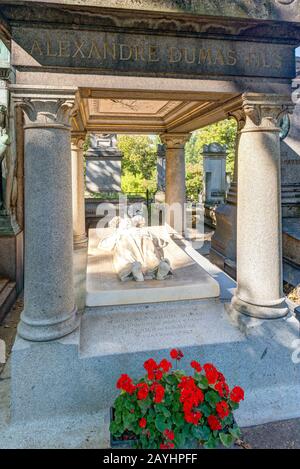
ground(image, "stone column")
xmin=160 ymin=133 xmax=190 ymax=233
xmin=71 ymin=135 xmax=88 ymax=249
xmin=16 ymin=95 xmax=79 ymax=341
xmin=229 ymin=94 xmax=294 ymax=321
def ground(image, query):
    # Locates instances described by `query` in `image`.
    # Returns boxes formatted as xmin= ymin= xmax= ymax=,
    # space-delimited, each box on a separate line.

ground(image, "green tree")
xmin=118 ymin=135 xmax=159 ymax=180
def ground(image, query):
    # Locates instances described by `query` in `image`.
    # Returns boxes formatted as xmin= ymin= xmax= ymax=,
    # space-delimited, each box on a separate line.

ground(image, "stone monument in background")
xmin=85 ymin=133 xmax=123 ymax=193
xmin=202 ymin=143 xmax=228 ymax=227
xmin=157 ymin=143 xmax=166 ymax=192
xmin=202 ymin=143 xmax=228 ymax=205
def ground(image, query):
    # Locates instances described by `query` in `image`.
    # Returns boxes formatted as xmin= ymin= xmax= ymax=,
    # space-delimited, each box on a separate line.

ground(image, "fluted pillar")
xmin=160 ymin=133 xmax=191 ymax=234
xmin=71 ymin=135 xmax=88 ymax=249
xmin=15 ymin=94 xmax=79 ymax=341
xmin=229 ymin=93 xmax=294 ymax=321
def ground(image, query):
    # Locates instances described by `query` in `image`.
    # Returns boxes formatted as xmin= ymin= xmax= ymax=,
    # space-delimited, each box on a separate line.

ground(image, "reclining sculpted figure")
xmin=99 ymin=216 xmax=172 ymax=282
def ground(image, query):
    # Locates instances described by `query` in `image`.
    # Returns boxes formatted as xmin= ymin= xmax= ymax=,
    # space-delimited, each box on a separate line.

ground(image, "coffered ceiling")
xmin=73 ymin=91 xmax=242 ymax=134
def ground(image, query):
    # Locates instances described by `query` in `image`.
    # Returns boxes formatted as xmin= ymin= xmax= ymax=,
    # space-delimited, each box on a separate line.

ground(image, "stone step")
xmin=0 ymin=279 xmax=17 ymax=323
xmin=0 ymin=278 xmax=10 ymax=294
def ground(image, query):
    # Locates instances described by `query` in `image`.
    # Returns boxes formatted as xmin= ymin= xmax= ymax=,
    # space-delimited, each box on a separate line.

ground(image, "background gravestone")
xmin=85 ymin=134 xmax=123 ymax=193
xmin=156 ymin=143 xmax=166 ymax=192
xmin=202 ymin=143 xmax=228 ymax=206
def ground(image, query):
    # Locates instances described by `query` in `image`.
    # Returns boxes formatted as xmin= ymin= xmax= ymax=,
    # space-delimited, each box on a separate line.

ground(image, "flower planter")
xmin=110 ymin=350 xmax=244 ymax=450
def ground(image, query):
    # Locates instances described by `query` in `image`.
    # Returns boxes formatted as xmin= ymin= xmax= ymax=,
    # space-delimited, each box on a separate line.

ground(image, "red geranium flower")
xmin=184 ymin=410 xmax=202 ymax=425
xmin=203 ymin=363 xmax=219 ymax=384
xmin=154 ymin=369 xmax=163 ymax=381
xmin=139 ymin=417 xmax=147 ymax=428
xmin=190 ymin=360 xmax=202 ymax=373
xmin=159 ymin=359 xmax=172 ymax=373
xmin=136 ymin=382 xmax=149 ymax=400
xmin=216 ymin=401 xmax=230 ymax=419
xmin=160 ymin=441 xmax=175 ymax=449
xmin=151 ymin=382 xmax=165 ymax=404
xmin=170 ymin=349 xmax=184 ymax=360
xmin=230 ymin=386 xmax=244 ymax=403
xmin=207 ymin=415 xmax=222 ymax=431
xmin=214 ymin=381 xmax=229 ymax=398
xmin=164 ymin=429 xmax=175 ymax=441
xmin=116 ymin=374 xmax=136 ymax=395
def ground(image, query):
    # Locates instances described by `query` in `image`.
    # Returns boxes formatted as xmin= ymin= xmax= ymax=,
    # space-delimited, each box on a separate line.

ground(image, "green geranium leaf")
xmin=229 ymin=401 xmax=239 ymax=411
xmin=174 ymin=432 xmax=185 ymax=448
xmin=159 ymin=406 xmax=171 ymax=418
xmin=205 ymin=390 xmax=221 ymax=405
xmin=124 ymin=399 xmax=134 ymax=411
xmin=165 ymin=374 xmax=178 ymax=386
xmin=229 ymin=425 xmax=242 ymax=440
xmin=204 ymin=434 xmax=218 ymax=449
xmin=199 ymin=403 xmax=212 ymax=417
xmin=197 ymin=375 xmax=209 ymax=389
xmin=123 ymin=411 xmax=136 ymax=429
xmin=221 ymin=414 xmax=234 ymax=427
xmin=155 ymin=414 xmax=169 ymax=433
xmin=191 ymin=425 xmax=211 ymax=441
xmin=173 ymin=412 xmax=185 ymax=427
xmin=219 ymin=432 xmax=234 ymax=448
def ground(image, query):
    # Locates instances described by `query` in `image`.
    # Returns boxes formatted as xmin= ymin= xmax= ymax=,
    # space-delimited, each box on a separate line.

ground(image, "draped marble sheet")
xmin=86 ymin=227 xmax=220 ymax=307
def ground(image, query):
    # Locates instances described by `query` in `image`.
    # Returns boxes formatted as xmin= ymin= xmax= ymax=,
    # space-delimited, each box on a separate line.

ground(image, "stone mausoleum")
xmin=0 ymin=0 xmax=300 ymax=447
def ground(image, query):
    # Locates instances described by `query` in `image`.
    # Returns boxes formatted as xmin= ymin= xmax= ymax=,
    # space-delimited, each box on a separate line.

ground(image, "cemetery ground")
xmin=0 ymin=295 xmax=299 ymax=449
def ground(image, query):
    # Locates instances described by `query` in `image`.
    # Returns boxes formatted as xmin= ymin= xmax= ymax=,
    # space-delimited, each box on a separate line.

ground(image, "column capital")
xmin=71 ymin=133 xmax=86 ymax=150
xmin=160 ymin=132 xmax=191 ymax=149
xmin=13 ymin=93 xmax=77 ymax=130
xmin=228 ymin=109 xmax=246 ymax=133
xmin=241 ymin=93 xmax=294 ymax=133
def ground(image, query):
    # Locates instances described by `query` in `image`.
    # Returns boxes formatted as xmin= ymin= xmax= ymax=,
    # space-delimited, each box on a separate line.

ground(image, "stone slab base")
xmin=86 ymin=227 xmax=220 ymax=306
xmin=10 ymin=298 xmax=300 ymax=428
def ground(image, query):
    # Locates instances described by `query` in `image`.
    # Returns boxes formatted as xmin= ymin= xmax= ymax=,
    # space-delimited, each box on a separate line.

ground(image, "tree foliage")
xmin=116 ymin=119 xmax=237 ymax=199
xmin=185 ymin=118 xmax=237 ymax=173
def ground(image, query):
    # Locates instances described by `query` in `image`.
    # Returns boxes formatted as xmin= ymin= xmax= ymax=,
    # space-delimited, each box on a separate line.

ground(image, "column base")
xmin=226 ymin=294 xmax=289 ymax=328
xmin=17 ymin=305 xmax=80 ymax=342
xmin=73 ymin=234 xmax=88 ymax=250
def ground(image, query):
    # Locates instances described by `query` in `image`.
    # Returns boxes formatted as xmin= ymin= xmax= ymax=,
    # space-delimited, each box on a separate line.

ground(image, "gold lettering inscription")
xmin=215 ymin=48 xmax=225 ymax=66
xmin=30 ymin=40 xmax=43 ymax=56
xmin=183 ymin=48 xmax=196 ymax=64
xmin=103 ymin=42 xmax=117 ymax=60
xmin=227 ymin=50 xmax=237 ymax=66
xmin=46 ymin=40 xmax=57 ymax=57
xmin=148 ymin=45 xmax=160 ymax=62
xmin=119 ymin=44 xmax=132 ymax=61
xmin=168 ymin=47 xmax=182 ymax=63
xmin=72 ymin=41 xmax=85 ymax=58
xmin=88 ymin=41 xmax=101 ymax=59
xmin=198 ymin=48 xmax=213 ymax=65
xmin=27 ymin=36 xmax=285 ymax=76
xmin=58 ymin=41 xmax=70 ymax=58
